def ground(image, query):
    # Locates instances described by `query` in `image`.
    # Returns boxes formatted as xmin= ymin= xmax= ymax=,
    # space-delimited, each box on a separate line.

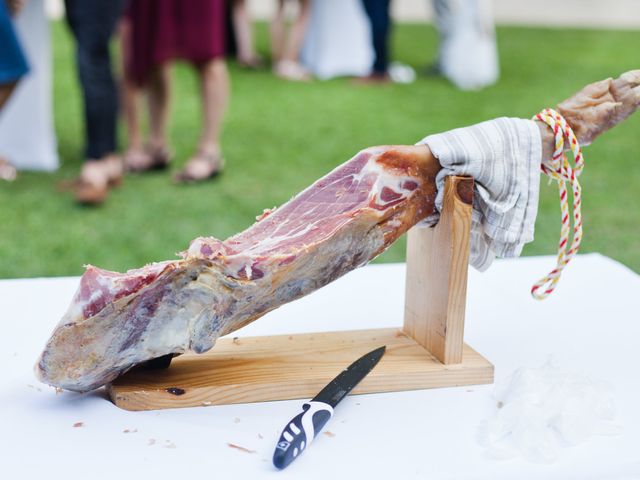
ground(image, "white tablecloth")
xmin=1 ymin=254 xmax=639 ymax=479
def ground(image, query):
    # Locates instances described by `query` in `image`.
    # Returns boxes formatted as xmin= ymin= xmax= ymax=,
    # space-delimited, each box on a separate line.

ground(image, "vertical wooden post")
xmin=403 ymin=176 xmax=474 ymax=365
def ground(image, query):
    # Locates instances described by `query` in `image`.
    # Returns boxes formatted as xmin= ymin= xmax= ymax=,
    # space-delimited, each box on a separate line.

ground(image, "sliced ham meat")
xmin=36 ymin=146 xmax=439 ymax=392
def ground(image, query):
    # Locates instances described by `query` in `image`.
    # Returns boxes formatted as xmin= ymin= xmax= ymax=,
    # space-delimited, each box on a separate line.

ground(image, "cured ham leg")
xmin=37 ymin=146 xmax=440 ymax=392
xmin=36 ymin=71 xmax=640 ymax=392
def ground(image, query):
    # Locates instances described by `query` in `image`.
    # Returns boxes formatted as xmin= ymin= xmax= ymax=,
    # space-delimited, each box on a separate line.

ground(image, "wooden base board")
xmin=108 ymin=328 xmax=494 ymax=411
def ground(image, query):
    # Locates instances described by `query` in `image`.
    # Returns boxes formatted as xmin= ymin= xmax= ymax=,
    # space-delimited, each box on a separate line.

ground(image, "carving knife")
xmin=272 ymin=345 xmax=386 ymax=470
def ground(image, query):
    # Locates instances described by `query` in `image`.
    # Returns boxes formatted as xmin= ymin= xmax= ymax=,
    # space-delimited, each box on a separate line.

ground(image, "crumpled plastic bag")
xmin=477 ymin=358 xmax=622 ymax=463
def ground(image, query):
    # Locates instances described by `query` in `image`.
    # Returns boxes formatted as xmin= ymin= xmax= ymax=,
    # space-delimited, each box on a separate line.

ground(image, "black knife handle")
xmin=272 ymin=401 xmax=334 ymax=469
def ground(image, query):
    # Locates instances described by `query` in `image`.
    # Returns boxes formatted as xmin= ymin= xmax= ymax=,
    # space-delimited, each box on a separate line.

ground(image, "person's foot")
xmin=352 ymin=72 xmax=391 ymax=85
xmin=0 ymin=156 xmax=17 ymax=181
xmin=124 ymin=145 xmax=171 ymax=173
xmin=274 ymin=60 xmax=311 ymax=82
xmin=237 ymin=55 xmax=265 ymax=70
xmin=74 ymin=155 xmax=123 ymax=205
xmin=173 ymin=149 xmax=224 ymax=183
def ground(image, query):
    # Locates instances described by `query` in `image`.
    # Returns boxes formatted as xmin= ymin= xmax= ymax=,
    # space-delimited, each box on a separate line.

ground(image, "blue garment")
xmin=361 ymin=0 xmax=391 ymax=74
xmin=0 ymin=1 xmax=28 ymax=84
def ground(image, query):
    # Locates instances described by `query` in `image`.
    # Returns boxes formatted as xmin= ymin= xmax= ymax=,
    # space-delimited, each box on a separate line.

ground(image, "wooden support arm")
xmin=404 ymin=175 xmax=474 ymax=365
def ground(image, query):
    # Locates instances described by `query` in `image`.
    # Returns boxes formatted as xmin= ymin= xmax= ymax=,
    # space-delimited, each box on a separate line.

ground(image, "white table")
xmin=1 ymin=254 xmax=639 ymax=479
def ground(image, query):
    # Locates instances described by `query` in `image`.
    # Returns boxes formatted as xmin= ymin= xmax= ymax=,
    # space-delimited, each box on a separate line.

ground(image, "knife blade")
xmin=272 ymin=345 xmax=386 ymax=469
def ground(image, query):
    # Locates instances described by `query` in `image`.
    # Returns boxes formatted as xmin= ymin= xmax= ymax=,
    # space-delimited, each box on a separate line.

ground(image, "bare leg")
xmin=174 ymin=59 xmax=229 ymax=182
xmin=147 ymin=63 xmax=171 ymax=152
xmin=537 ymin=70 xmax=640 ymax=160
xmin=119 ymin=18 xmax=151 ymax=171
xmin=280 ymin=0 xmax=310 ymax=63
xmin=198 ymin=59 xmax=229 ymax=155
xmin=0 ymin=82 xmax=19 ymax=180
xmin=270 ymin=0 xmax=286 ymax=63
xmin=232 ymin=0 xmax=260 ymax=67
xmin=0 ymin=82 xmax=17 ymax=110
xmin=273 ymin=0 xmax=311 ymax=81
xmin=122 ymin=79 xmax=143 ymax=151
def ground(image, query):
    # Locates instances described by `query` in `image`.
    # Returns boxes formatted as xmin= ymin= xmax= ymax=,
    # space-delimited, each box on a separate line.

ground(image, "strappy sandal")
xmin=125 ymin=145 xmax=171 ymax=173
xmin=173 ymin=150 xmax=224 ymax=183
xmin=0 ymin=157 xmax=17 ymax=181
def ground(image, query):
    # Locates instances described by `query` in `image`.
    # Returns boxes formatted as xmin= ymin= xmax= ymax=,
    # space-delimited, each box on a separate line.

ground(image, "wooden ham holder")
xmin=108 ymin=176 xmax=494 ymax=411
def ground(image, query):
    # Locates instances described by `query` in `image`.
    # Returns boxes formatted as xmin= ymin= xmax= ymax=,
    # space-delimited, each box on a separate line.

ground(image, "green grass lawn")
xmin=1 ymin=22 xmax=639 ymax=279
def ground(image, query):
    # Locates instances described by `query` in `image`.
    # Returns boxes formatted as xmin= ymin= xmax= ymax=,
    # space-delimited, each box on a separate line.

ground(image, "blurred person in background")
xmin=358 ymin=0 xmax=392 ymax=83
xmin=301 ymin=0 xmax=373 ymax=80
xmin=122 ymin=0 xmax=229 ymax=183
xmin=229 ymin=0 xmax=263 ymax=69
xmin=429 ymin=0 xmax=499 ymax=90
xmin=0 ymin=0 xmax=58 ymax=176
xmin=64 ymin=0 xmax=127 ymax=205
xmin=271 ymin=0 xmax=312 ymax=81
xmin=0 ymin=0 xmax=29 ymax=181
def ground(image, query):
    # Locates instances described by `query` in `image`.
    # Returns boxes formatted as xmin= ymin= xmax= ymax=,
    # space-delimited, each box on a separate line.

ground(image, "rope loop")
xmin=531 ymin=108 xmax=585 ymax=300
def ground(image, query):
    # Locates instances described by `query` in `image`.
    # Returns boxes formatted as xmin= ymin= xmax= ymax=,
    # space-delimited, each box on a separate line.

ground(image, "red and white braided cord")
xmin=531 ymin=108 xmax=585 ymax=300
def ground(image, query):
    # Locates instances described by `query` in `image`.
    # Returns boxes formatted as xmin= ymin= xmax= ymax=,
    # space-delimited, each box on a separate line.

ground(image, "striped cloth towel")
xmin=419 ymin=117 xmax=542 ymax=271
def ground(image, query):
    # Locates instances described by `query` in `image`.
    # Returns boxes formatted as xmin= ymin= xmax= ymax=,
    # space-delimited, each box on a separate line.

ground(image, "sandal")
xmin=237 ymin=55 xmax=265 ymax=70
xmin=173 ymin=150 xmax=224 ymax=183
xmin=274 ymin=60 xmax=311 ymax=82
xmin=125 ymin=145 xmax=171 ymax=172
xmin=0 ymin=157 xmax=17 ymax=182
xmin=74 ymin=155 xmax=123 ymax=205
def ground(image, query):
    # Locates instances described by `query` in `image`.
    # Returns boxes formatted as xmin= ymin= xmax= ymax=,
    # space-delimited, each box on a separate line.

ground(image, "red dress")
xmin=125 ymin=0 xmax=226 ymax=86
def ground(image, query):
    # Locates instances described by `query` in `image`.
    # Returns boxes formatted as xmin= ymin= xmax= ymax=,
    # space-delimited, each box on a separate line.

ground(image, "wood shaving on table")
xmin=227 ymin=443 xmax=256 ymax=454
xmin=73 ymin=422 xmax=84 ymax=428
xmin=323 ymin=431 xmax=335 ymax=438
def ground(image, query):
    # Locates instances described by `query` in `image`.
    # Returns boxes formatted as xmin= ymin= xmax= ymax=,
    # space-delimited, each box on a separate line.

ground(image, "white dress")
xmin=301 ymin=0 xmax=374 ymax=80
xmin=432 ymin=0 xmax=499 ymax=91
xmin=0 ymin=0 xmax=58 ymax=171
